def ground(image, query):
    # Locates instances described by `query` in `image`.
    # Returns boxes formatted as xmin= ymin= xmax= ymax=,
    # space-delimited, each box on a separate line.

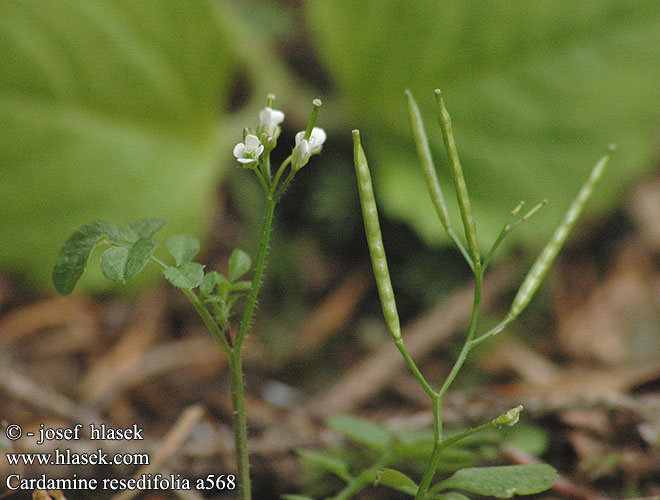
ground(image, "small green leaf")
xmin=228 ymin=248 xmax=252 ymax=282
xmin=52 ymin=220 xmax=119 ymax=295
xmin=281 ymin=495 xmax=315 ymax=500
xmin=430 ymin=493 xmax=471 ymax=500
xmin=129 ymin=218 xmax=167 ymax=239
xmin=216 ymin=273 xmax=230 ymax=296
xmin=124 ymin=237 xmax=157 ymax=280
xmin=163 ymin=262 xmax=204 ymax=289
xmin=432 ymin=464 xmax=557 ymax=498
xmin=100 ymin=247 xmax=129 ymax=283
xmin=230 ymin=280 xmax=252 ymax=291
xmin=297 ymin=449 xmax=352 ymax=482
xmin=327 ymin=415 xmax=391 ymax=452
xmin=200 ymin=271 xmax=221 ymax=299
xmin=375 ymin=468 xmax=418 ymax=496
xmin=166 ymin=234 xmax=201 ymax=266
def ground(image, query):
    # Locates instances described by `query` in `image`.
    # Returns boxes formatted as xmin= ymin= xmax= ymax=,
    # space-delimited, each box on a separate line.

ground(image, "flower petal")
xmin=245 ymin=134 xmax=261 ymax=148
xmin=233 ymin=143 xmax=245 ymax=158
xmin=309 ymin=127 xmax=327 ymax=151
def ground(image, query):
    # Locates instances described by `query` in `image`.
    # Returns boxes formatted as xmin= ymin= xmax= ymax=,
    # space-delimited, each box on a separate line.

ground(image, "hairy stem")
xmin=229 ymin=351 xmax=251 ymax=500
xmin=234 ymin=197 xmax=276 ymax=349
xmin=231 ymin=195 xmax=277 ymax=500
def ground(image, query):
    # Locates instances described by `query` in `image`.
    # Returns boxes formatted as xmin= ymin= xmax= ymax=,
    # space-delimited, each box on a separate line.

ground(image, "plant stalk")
xmin=234 ymin=197 xmax=276 ymax=349
xmin=229 ymin=351 xmax=251 ymax=500
xmin=230 ymin=195 xmax=277 ymax=500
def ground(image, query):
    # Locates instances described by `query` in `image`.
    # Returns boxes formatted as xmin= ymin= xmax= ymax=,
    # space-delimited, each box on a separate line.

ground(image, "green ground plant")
xmin=287 ymin=90 xmax=611 ymax=500
xmin=52 ymin=96 xmax=325 ymax=500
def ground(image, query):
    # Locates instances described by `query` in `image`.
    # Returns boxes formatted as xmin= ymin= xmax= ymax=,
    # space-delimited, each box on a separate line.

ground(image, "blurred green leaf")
xmin=228 ymin=248 xmax=252 ymax=282
xmin=52 ymin=220 xmax=118 ymax=295
xmin=306 ymin=1 xmax=660 ymax=252
xmin=163 ymin=262 xmax=204 ymax=289
xmin=129 ymin=218 xmax=167 ymax=239
xmin=118 ymin=225 xmax=139 ymax=244
xmin=200 ymin=270 xmax=223 ymax=299
xmin=166 ymin=234 xmax=201 ymax=267
xmin=501 ymin=423 xmax=549 ymax=458
xmin=327 ymin=415 xmax=391 ymax=453
xmin=375 ymin=468 xmax=418 ymax=496
xmin=432 ymin=464 xmax=557 ymax=497
xmin=0 ymin=0 xmax=234 ymax=290
xmin=297 ymin=449 xmax=352 ymax=482
xmin=431 ymin=493 xmax=471 ymax=500
xmin=100 ymin=246 xmax=129 ymax=283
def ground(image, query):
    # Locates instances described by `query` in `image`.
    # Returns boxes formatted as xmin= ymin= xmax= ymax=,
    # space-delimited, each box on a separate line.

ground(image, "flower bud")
xmin=493 ymin=405 xmax=523 ymax=427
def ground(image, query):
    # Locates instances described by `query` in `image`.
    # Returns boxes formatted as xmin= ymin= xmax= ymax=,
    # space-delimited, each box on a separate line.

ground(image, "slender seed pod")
xmin=405 ymin=90 xmax=452 ymax=234
xmin=510 ymin=148 xmax=612 ymax=317
xmin=352 ymin=130 xmax=402 ymax=340
xmin=435 ymin=89 xmax=481 ymax=265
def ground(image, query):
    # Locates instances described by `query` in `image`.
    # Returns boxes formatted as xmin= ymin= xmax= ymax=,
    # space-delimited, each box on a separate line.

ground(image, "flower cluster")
xmin=233 ymin=97 xmax=325 ymax=174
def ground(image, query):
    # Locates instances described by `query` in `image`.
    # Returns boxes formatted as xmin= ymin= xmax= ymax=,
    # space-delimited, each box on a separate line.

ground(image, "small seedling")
xmin=53 ymin=96 xmax=325 ymax=500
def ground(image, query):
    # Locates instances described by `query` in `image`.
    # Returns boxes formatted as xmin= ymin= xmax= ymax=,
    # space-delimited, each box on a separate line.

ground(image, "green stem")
xmin=234 ymin=196 xmax=276 ymax=349
xmin=273 ymin=168 xmax=296 ymax=201
xmin=272 ymin=154 xmax=292 ymax=189
xmin=416 ymin=268 xmax=483 ymax=500
xmin=438 ymin=268 xmax=482 ymax=400
xmin=415 ymin=395 xmax=442 ymax=500
xmin=252 ymin=165 xmax=272 ymax=196
xmin=229 ymin=351 xmax=251 ymax=500
xmin=394 ymin=338 xmax=435 ymax=398
xmin=228 ymin=195 xmax=277 ymax=500
xmin=470 ymin=313 xmax=515 ymax=349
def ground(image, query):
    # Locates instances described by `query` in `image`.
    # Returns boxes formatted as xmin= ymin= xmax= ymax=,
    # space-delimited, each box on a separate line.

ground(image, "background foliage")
xmin=1 ymin=0 xmax=659 ymax=290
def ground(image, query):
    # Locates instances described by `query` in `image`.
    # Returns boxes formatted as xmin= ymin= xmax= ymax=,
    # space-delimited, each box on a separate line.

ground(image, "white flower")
xmin=233 ymin=134 xmax=264 ymax=165
xmin=296 ymin=127 xmax=326 ymax=153
xmin=292 ymin=127 xmax=326 ymax=170
xmin=259 ymin=107 xmax=285 ymax=138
